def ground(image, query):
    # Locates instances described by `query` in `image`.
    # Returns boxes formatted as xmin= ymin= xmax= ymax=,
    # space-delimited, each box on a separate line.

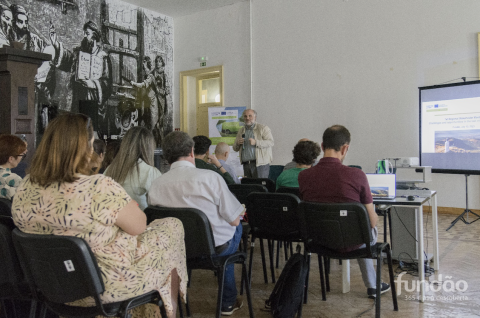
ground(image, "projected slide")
xmin=420 ymin=81 xmax=480 ymax=174
xmin=434 ymin=129 xmax=480 ymax=153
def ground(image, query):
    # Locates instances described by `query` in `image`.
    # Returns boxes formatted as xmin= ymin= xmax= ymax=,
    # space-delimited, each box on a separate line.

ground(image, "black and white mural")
xmin=0 ymin=0 xmax=173 ymax=146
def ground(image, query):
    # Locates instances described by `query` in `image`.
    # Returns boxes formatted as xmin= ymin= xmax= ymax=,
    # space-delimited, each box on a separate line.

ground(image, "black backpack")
xmin=265 ymin=245 xmax=308 ymax=318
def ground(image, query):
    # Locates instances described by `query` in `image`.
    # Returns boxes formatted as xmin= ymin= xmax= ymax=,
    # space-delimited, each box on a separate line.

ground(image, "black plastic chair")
xmin=244 ymin=192 xmax=307 ymax=289
xmin=12 ymin=229 xmax=167 ymax=318
xmin=241 ymin=178 xmax=276 ymax=193
xmin=0 ymin=216 xmax=39 ymax=318
xmin=268 ymin=165 xmax=285 ymax=182
xmin=144 ymin=206 xmax=255 ymax=318
xmin=276 ymin=186 xmax=301 ymax=198
xmin=0 ymin=198 xmax=12 ymax=217
xmin=298 ymin=201 xmax=398 ymax=318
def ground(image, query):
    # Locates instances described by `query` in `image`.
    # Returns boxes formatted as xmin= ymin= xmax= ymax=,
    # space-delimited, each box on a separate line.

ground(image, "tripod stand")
xmin=446 ymin=174 xmax=480 ymax=231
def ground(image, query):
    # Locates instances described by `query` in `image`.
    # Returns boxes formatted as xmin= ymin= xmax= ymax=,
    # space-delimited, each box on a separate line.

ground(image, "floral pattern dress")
xmin=12 ymin=174 xmax=187 ymax=318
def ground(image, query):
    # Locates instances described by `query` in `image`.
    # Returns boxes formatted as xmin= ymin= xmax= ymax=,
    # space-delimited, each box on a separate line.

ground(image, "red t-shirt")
xmin=298 ymin=157 xmax=372 ymax=205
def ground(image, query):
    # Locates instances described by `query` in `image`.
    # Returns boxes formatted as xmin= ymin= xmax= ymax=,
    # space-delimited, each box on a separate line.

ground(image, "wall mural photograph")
xmin=0 ymin=0 xmax=173 ymax=147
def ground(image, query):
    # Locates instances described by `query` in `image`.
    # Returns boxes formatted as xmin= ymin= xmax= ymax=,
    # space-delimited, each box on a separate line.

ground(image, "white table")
xmin=341 ymin=192 xmax=439 ymax=303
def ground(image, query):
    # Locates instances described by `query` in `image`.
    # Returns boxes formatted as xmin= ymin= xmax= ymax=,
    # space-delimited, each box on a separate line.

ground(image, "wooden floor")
xmin=183 ymin=212 xmax=480 ymax=317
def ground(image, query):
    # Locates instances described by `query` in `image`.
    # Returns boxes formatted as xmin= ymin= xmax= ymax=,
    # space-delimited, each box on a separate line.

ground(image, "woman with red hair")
xmin=0 ymin=134 xmax=27 ymax=200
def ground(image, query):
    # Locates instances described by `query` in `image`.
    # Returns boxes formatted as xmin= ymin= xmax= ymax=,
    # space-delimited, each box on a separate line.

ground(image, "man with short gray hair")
xmin=233 ymin=109 xmax=274 ymax=178
xmin=149 ymin=131 xmax=245 ymax=315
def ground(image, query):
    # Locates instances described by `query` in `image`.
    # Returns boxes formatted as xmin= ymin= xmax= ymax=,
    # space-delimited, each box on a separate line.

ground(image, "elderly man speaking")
xmin=233 ymin=109 xmax=274 ymax=178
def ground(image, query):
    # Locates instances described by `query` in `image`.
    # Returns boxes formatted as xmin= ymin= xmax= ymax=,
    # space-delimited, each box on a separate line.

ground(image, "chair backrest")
xmin=241 ymin=178 xmax=276 ymax=193
xmin=0 ymin=216 xmax=25 ymax=298
xmin=0 ymin=198 xmax=12 ymax=217
xmin=276 ymin=187 xmax=301 ymax=198
xmin=228 ymin=184 xmax=268 ymax=205
xmin=144 ymin=206 xmax=216 ymax=260
xmin=245 ymin=192 xmax=301 ymax=239
xmin=268 ymin=165 xmax=285 ymax=182
xmin=298 ymin=202 xmax=372 ymax=253
xmin=12 ymin=229 xmax=106 ymax=307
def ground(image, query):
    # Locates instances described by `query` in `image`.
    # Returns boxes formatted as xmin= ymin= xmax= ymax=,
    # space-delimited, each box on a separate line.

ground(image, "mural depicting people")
xmin=52 ymin=20 xmax=113 ymax=138
xmin=9 ymin=4 xmax=50 ymax=52
xmin=130 ymin=55 xmax=170 ymax=146
xmin=0 ymin=4 xmax=11 ymax=47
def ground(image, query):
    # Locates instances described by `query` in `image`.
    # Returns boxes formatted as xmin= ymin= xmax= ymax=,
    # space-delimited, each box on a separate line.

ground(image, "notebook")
xmin=366 ymin=173 xmax=396 ymax=200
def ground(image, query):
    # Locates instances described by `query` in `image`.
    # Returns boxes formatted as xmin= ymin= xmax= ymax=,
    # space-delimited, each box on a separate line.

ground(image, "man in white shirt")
xmin=148 ymin=131 xmax=245 ymax=315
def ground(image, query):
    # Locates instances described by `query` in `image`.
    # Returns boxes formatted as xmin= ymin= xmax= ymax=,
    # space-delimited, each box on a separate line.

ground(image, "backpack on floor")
xmin=265 ymin=245 xmax=308 ymax=318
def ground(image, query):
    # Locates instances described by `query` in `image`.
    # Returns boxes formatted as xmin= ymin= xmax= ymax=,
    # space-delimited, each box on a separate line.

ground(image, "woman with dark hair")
xmin=276 ymin=140 xmax=321 ymax=190
xmin=12 ymin=113 xmax=187 ymax=318
xmin=101 ymin=140 xmax=120 ymax=173
xmin=104 ymin=126 xmax=162 ymax=211
xmin=0 ymin=134 xmax=27 ymax=200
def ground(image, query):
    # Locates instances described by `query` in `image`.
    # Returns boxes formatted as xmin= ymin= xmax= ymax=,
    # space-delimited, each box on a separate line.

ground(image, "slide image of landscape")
xmin=435 ymin=129 xmax=480 ymax=153
xmin=371 ymin=187 xmax=389 ymax=197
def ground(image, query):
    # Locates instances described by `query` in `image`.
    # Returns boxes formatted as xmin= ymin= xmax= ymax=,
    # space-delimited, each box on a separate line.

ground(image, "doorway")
xmin=180 ymin=65 xmax=224 ymax=136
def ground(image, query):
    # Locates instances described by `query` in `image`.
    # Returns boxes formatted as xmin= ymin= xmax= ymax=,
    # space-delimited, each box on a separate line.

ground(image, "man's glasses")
xmin=16 ymin=153 xmax=27 ymax=161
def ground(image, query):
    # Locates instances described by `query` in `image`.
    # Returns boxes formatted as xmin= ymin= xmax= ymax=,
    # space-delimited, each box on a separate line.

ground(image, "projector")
xmin=385 ymin=157 xmax=419 ymax=167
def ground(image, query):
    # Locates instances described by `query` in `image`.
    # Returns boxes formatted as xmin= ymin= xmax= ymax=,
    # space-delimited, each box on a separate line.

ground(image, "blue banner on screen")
xmin=420 ymin=80 xmax=480 ymax=174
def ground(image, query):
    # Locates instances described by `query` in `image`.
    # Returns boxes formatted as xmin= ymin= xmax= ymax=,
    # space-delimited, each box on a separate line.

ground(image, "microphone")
xmin=242 ymin=134 xmax=245 ymax=149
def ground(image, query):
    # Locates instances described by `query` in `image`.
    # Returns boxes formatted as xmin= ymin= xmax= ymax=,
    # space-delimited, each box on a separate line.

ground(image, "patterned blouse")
xmin=12 ymin=173 xmax=187 ymax=317
xmin=0 ymin=167 xmax=22 ymax=200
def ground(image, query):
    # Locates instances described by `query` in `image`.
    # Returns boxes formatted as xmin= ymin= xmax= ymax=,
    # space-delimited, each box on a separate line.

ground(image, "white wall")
xmin=174 ymin=1 xmax=251 ymax=127
xmin=174 ymin=0 xmax=480 ymax=209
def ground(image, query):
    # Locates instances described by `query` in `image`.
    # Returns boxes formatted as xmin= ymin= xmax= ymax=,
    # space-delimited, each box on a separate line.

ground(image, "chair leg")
xmin=259 ymin=239 xmax=269 ymax=284
xmin=216 ymin=266 xmax=226 ymax=318
xmin=325 ymin=257 xmax=330 ymax=292
xmin=248 ymin=238 xmax=255 ymax=285
xmin=187 ymin=269 xmax=192 ymax=288
xmin=242 ymin=261 xmax=255 ymax=318
xmin=386 ymin=245 xmax=398 ymax=311
xmin=267 ymin=239 xmax=276 ymax=283
xmin=185 ymin=292 xmax=191 ymax=317
xmin=388 ymin=209 xmax=393 ymax=245
xmin=276 ymin=240 xmax=280 ymax=268
xmin=318 ymin=254 xmax=327 ymax=301
xmin=304 ymin=252 xmax=311 ymax=304
xmin=178 ymin=294 xmax=184 ymax=318
xmin=284 ymin=241 xmax=289 ymax=261
xmin=384 ymin=210 xmax=387 ymax=242
xmin=375 ymin=253 xmax=383 ymax=318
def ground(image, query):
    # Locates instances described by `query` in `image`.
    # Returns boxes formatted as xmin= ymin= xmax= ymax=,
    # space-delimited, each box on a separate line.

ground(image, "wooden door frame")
xmin=179 ymin=65 xmax=224 ymax=134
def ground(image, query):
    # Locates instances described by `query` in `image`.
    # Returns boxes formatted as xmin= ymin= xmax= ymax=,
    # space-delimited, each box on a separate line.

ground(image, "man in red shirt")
xmin=298 ymin=125 xmax=390 ymax=298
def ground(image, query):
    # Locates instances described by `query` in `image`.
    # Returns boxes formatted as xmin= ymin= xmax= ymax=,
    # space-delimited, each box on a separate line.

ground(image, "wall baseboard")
xmin=422 ymin=206 xmax=480 ymax=216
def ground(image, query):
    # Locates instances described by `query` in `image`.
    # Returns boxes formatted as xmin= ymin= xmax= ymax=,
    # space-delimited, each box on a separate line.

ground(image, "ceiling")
xmin=121 ymin=0 xmax=248 ymax=18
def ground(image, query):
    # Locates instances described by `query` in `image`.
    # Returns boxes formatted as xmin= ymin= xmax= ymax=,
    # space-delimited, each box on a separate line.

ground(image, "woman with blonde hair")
xmin=12 ymin=113 xmax=187 ymax=318
xmin=104 ymin=126 xmax=161 ymax=211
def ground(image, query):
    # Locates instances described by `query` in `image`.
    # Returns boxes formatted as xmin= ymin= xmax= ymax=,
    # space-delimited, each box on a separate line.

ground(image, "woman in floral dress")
xmin=12 ymin=113 xmax=187 ymax=318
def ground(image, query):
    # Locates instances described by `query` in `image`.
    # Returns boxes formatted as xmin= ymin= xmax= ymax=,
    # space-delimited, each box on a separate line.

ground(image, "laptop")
xmin=366 ymin=174 xmax=396 ymax=200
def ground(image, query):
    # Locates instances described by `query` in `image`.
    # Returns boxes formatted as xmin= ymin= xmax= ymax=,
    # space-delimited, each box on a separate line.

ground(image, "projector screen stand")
xmin=446 ymin=174 xmax=480 ymax=231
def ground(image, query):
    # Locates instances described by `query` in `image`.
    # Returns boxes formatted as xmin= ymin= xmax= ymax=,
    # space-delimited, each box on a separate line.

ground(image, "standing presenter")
xmin=233 ymin=109 xmax=274 ymax=178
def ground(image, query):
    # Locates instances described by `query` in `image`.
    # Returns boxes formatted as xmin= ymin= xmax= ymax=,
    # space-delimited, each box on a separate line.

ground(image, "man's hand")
xmin=80 ymin=79 xmax=96 ymax=89
xmin=237 ymin=138 xmax=245 ymax=145
xmin=249 ymin=138 xmax=256 ymax=146
xmin=207 ymin=154 xmax=221 ymax=167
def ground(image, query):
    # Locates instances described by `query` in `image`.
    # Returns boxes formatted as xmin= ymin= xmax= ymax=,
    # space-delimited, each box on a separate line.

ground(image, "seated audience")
xmin=149 ymin=131 xmax=245 ymax=316
xmin=192 ymin=135 xmax=235 ymax=185
xmin=105 ymin=127 xmax=162 ymax=211
xmin=215 ymin=142 xmax=241 ymax=184
xmin=0 ymin=134 xmax=27 ymax=200
xmin=298 ymin=125 xmax=389 ymax=299
xmin=101 ymin=140 xmax=121 ymax=173
xmin=12 ymin=114 xmax=187 ymax=318
xmin=276 ymin=140 xmax=320 ymax=190
xmin=284 ymin=138 xmax=319 ymax=171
